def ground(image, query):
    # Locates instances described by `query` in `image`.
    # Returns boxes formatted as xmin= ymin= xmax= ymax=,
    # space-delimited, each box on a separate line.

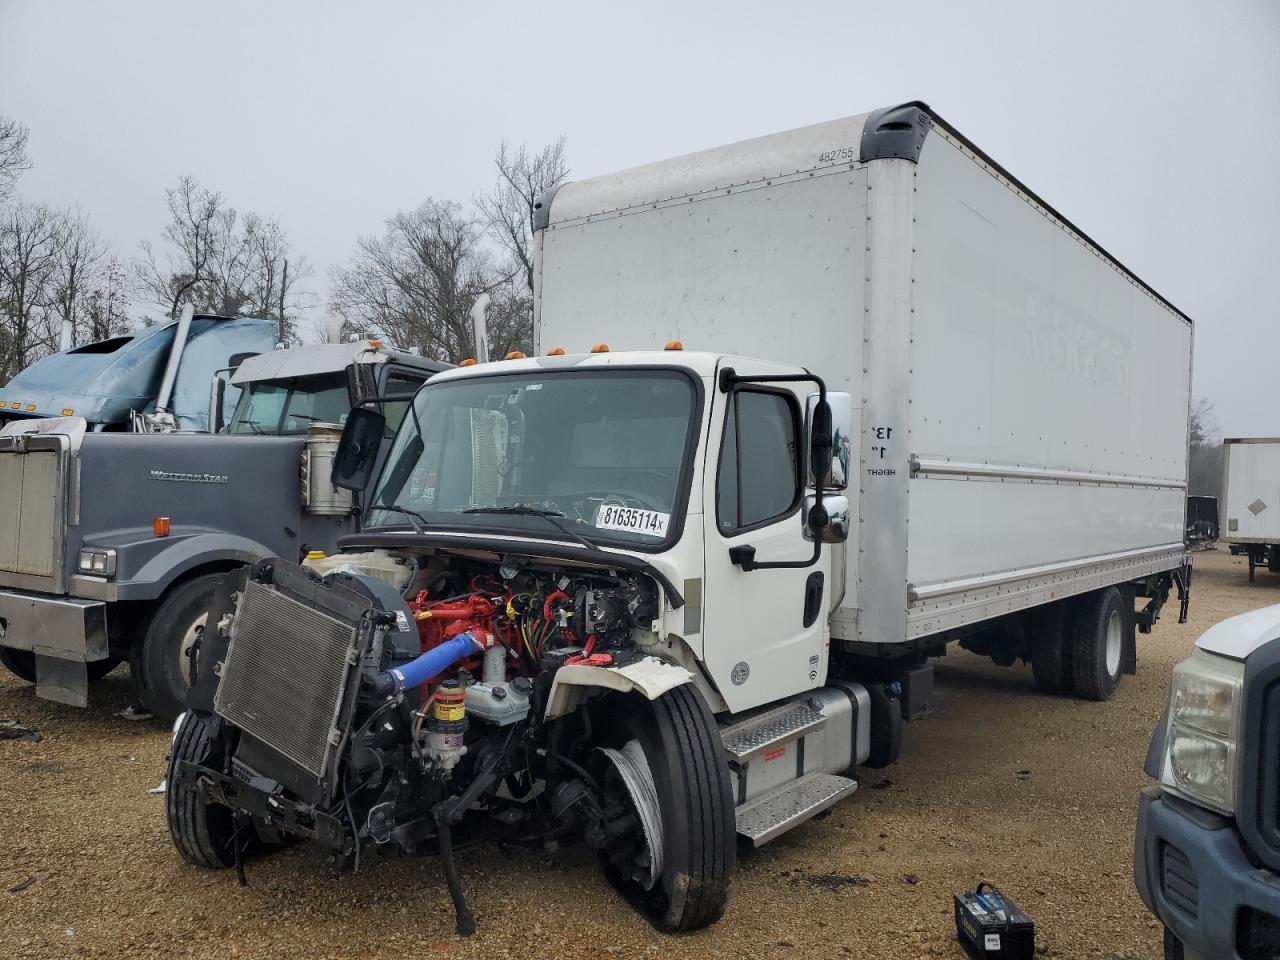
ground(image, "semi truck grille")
xmin=214 ymin=579 xmax=360 ymax=780
xmin=0 ymin=448 xmax=62 ymax=580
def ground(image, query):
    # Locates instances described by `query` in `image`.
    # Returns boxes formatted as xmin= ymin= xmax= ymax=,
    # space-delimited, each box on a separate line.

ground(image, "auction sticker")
xmin=596 ymin=504 xmax=670 ymax=538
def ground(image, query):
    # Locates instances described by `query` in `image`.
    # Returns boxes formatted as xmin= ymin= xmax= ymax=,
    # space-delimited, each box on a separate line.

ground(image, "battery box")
xmin=954 ymin=883 xmax=1035 ymax=959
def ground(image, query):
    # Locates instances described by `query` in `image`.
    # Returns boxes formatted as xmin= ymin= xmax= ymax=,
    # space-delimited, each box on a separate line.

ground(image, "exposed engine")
xmin=173 ymin=551 xmax=663 ymax=934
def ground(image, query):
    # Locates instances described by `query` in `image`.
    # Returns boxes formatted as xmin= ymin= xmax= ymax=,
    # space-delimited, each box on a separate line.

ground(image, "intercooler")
xmin=214 ymin=577 xmax=365 ymax=784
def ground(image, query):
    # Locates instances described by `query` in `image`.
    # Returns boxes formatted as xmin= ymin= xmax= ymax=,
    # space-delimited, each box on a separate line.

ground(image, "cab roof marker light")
xmin=459 ymin=358 xmax=477 ymax=367
xmin=546 ymin=347 xmax=565 ymax=356
xmin=664 ymin=340 xmax=684 ymax=351
xmin=504 ymin=351 xmax=526 ymax=361
xmin=590 ymin=343 xmax=610 ymax=353
xmin=24 ymin=404 xmax=35 ymax=411
xmin=9 ymin=401 xmax=19 ymax=409
xmin=61 ymin=408 xmax=75 ymax=416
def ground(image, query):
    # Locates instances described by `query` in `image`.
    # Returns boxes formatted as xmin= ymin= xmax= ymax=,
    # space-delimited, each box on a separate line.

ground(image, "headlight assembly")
xmin=1162 ymin=649 xmax=1244 ymax=814
xmin=77 ymin=548 xmax=117 ymax=578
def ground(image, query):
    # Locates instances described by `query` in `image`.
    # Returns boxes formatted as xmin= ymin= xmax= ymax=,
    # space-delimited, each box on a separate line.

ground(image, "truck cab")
xmin=0 ymin=314 xmax=276 ymax=432
xmin=1135 ymin=608 xmax=1280 ymax=959
xmin=0 ymin=340 xmax=448 ymax=718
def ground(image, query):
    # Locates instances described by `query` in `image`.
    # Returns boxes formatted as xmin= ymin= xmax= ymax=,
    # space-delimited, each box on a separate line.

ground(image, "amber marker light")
xmin=504 ymin=351 xmax=526 ymax=360
xmin=546 ymin=347 xmax=566 ymax=356
xmin=153 ymin=517 xmax=171 ymax=537
xmin=459 ymin=358 xmax=477 ymax=367
xmin=61 ymin=409 xmax=75 ymax=416
xmin=590 ymin=344 xmax=610 ymax=353
xmin=664 ymin=340 xmax=684 ymax=351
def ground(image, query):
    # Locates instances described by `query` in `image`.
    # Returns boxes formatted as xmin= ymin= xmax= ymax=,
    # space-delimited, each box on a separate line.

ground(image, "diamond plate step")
xmin=735 ymin=772 xmax=858 ymax=846
xmin=719 ymin=701 xmax=826 ymax=763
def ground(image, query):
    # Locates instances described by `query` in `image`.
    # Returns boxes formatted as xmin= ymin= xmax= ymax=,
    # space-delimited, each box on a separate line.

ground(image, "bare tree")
xmin=0 ymin=202 xmax=64 ymax=381
xmin=49 ymin=211 xmax=106 ymax=349
xmin=136 ymin=176 xmax=313 ymax=339
xmin=475 ymin=137 xmax=569 ymax=297
xmin=78 ymin=256 xmax=133 ymax=344
xmin=330 ymin=200 xmax=526 ymax=363
xmin=0 ymin=117 xmax=31 ymax=203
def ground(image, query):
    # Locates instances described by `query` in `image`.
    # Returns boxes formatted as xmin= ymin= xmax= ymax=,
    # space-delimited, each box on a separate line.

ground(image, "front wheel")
xmin=136 ymin=574 xmax=223 ymax=721
xmin=1163 ymin=926 xmax=1184 ymax=960
xmin=596 ymin=685 xmax=736 ymax=932
xmin=166 ymin=711 xmax=238 ymax=868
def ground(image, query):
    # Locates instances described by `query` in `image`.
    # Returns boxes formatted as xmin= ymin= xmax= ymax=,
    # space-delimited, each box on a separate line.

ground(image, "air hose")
xmin=373 ymin=632 xmax=483 ymax=696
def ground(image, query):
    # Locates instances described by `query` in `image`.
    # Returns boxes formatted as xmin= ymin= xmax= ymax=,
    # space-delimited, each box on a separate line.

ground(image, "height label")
xmin=866 ymin=425 xmax=897 ymax=477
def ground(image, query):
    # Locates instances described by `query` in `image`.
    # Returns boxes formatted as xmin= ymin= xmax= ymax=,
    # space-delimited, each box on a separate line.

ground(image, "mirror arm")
xmin=719 ymin=367 xmax=830 ymax=572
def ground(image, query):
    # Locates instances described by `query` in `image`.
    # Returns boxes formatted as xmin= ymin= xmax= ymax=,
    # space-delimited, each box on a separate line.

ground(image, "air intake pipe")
xmin=372 ymin=632 xmax=484 ymax=697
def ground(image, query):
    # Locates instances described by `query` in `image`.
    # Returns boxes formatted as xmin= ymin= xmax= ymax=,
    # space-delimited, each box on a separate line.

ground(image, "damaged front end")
xmin=168 ymin=552 xmax=685 ymax=935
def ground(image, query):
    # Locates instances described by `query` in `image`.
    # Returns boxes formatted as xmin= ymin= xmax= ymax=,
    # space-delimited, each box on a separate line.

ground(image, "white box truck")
xmin=165 ymin=103 xmax=1194 ymax=935
xmin=1222 ymin=438 xmax=1280 ymax=580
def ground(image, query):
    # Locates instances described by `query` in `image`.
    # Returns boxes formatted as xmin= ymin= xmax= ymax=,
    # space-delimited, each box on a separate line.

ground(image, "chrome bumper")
xmin=0 ymin=588 xmax=109 ymax=707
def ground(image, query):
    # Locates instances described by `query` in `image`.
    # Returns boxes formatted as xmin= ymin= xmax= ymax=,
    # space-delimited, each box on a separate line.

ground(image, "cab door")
xmin=700 ymin=362 xmax=831 ymax=713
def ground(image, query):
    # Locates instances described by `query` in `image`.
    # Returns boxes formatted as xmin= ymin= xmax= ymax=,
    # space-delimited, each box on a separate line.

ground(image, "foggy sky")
xmin=1 ymin=0 xmax=1276 ymax=437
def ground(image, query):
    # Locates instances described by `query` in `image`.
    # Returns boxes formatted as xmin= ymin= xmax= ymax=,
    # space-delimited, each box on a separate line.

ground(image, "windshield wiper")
xmin=370 ymin=503 xmax=429 ymax=534
xmin=463 ymin=504 xmax=596 ymax=550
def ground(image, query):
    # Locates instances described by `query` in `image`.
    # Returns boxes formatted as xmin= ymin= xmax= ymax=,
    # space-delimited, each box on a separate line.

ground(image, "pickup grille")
xmin=1160 ymin=842 xmax=1198 ymax=918
xmin=214 ymin=579 xmax=360 ymax=780
xmin=0 ymin=446 xmax=63 ymax=581
xmin=1239 ymin=676 xmax=1280 ymax=872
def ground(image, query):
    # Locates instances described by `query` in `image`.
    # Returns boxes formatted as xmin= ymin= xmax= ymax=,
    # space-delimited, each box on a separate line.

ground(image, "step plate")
xmin=720 ymin=702 xmax=826 ymax=763
xmin=735 ymin=772 xmax=858 ymax=846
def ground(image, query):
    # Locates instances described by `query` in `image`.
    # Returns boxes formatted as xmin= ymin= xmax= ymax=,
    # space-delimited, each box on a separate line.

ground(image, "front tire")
xmin=136 ymin=574 xmax=222 ymax=721
xmin=601 ymin=685 xmax=736 ymax=932
xmin=1163 ymin=926 xmax=1184 ymax=960
xmin=1070 ymin=587 xmax=1127 ymax=701
xmin=166 ymin=711 xmax=237 ymax=868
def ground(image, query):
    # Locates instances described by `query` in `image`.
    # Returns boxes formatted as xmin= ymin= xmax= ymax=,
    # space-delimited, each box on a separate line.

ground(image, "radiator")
xmin=214 ymin=578 xmax=361 ymax=780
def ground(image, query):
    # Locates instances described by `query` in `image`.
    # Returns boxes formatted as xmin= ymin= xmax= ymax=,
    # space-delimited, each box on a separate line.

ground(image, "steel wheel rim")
xmin=178 ymin=613 xmax=208 ymax=686
xmin=1105 ymin=609 xmax=1122 ymax=677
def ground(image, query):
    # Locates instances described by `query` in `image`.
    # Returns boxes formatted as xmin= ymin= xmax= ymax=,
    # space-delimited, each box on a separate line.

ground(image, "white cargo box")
xmin=1223 ymin=439 xmax=1280 ymax=544
xmin=533 ymin=102 xmax=1191 ymax=648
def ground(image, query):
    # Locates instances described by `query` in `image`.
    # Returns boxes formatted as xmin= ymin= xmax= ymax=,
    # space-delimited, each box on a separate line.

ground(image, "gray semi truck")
xmin=0 ymin=339 xmax=447 ymax=718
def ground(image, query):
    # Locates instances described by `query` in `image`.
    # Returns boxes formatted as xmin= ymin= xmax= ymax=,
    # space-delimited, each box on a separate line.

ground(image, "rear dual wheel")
xmin=1030 ymin=587 xmax=1127 ymax=701
xmin=597 ymin=685 xmax=736 ymax=932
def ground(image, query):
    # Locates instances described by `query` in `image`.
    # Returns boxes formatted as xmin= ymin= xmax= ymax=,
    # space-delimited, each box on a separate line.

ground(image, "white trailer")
xmin=1222 ymin=438 xmax=1280 ymax=580
xmin=533 ymin=101 xmax=1192 ymax=707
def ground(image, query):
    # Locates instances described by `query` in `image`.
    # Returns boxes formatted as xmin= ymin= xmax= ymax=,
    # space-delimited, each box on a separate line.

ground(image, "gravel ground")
xmin=0 ymin=547 xmax=1272 ymax=960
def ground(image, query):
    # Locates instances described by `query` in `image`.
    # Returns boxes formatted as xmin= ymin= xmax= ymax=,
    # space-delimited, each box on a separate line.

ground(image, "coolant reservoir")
xmin=303 ymin=422 xmax=354 ymax=516
xmin=303 ymin=550 xmax=408 ymax=590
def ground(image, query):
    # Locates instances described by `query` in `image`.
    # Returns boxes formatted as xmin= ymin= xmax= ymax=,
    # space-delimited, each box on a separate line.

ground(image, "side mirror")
xmin=345 ymin=362 xmax=379 ymax=408
xmin=803 ymin=493 xmax=850 ymax=544
xmin=806 ymin=392 xmax=853 ymax=490
xmin=332 ymin=407 xmax=387 ymax=492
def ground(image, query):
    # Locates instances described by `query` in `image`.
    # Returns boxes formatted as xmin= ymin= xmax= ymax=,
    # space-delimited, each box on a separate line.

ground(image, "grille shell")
xmin=214 ymin=579 xmax=360 ymax=780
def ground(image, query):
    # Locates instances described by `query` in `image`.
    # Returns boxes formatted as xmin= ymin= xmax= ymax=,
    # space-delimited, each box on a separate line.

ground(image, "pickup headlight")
xmin=77 ymin=548 xmax=117 ymax=578
xmin=1161 ymin=649 xmax=1244 ymax=814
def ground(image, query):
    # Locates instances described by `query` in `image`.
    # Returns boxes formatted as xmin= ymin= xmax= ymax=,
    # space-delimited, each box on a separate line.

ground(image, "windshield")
xmin=227 ymin=373 xmax=350 ymax=435
xmin=367 ymin=370 xmax=698 ymax=548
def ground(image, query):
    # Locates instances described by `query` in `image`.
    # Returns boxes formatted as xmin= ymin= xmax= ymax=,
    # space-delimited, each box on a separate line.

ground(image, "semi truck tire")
xmin=136 ymin=573 xmax=222 ymax=722
xmin=1030 ymin=604 xmax=1073 ymax=695
xmin=602 ymin=685 xmax=735 ymax=932
xmin=1070 ymin=586 xmax=1126 ymax=701
xmin=0 ymin=648 xmax=121 ymax=685
xmin=166 ymin=711 xmax=238 ymax=868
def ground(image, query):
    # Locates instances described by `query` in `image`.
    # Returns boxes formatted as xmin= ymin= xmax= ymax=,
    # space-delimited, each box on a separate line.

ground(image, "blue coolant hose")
xmin=378 ymin=632 xmax=482 ymax=695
